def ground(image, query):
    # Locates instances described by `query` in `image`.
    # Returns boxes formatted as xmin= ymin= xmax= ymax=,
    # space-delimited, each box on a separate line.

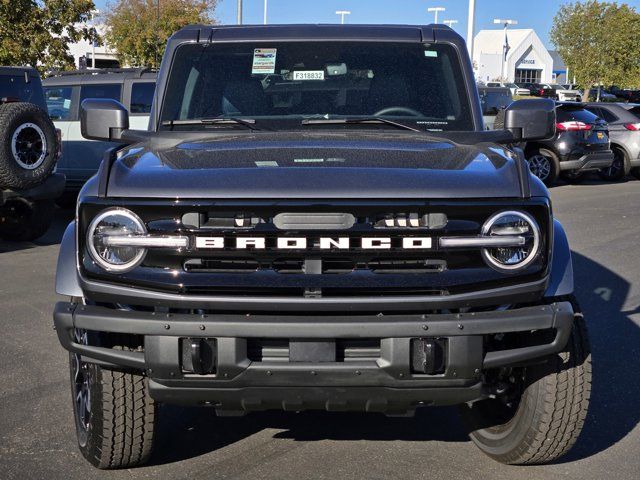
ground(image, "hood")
xmin=107 ymin=132 xmax=524 ymax=199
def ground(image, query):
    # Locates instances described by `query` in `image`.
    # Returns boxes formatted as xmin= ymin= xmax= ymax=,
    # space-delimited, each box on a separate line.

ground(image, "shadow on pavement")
xmin=560 ymin=251 xmax=640 ymax=462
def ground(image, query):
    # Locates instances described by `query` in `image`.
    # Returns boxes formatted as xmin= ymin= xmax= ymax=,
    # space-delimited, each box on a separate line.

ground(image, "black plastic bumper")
xmin=560 ymin=151 xmax=614 ymax=172
xmin=54 ymin=301 xmax=574 ymax=410
xmin=0 ymin=173 xmax=65 ymax=205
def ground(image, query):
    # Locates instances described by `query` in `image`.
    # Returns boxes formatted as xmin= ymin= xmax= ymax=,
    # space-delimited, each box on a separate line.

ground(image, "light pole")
xmin=427 ymin=7 xmax=445 ymax=24
xmin=90 ymin=9 xmax=100 ymax=69
xmin=237 ymin=0 xmax=242 ymax=25
xmin=467 ymin=0 xmax=476 ymax=59
xmin=494 ymin=18 xmax=518 ymax=82
xmin=263 ymin=0 xmax=268 ymax=24
xmin=443 ymin=19 xmax=458 ymax=29
xmin=335 ymin=10 xmax=351 ymax=24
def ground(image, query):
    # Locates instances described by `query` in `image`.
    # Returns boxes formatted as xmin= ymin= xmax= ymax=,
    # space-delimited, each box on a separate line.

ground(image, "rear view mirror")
xmin=80 ymin=98 xmax=129 ymax=142
xmin=503 ymin=98 xmax=556 ymax=141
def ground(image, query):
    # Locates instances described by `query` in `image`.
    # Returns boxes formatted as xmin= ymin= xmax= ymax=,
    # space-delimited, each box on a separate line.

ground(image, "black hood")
xmin=107 ymin=132 xmax=525 ymax=199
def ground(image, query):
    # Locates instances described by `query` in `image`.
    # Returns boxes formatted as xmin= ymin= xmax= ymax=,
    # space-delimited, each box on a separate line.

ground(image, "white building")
xmin=473 ymin=29 xmax=554 ymax=85
xmin=66 ymin=23 xmax=120 ymax=69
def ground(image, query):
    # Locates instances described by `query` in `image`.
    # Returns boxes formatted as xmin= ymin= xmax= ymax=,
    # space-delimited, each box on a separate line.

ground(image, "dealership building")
xmin=473 ymin=29 xmax=561 ymax=84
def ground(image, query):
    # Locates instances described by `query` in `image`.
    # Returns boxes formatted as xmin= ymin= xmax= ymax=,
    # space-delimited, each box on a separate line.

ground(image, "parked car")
xmin=42 ymin=68 xmax=156 ymax=202
xmin=532 ymin=84 xmax=581 ymax=102
xmin=53 ymin=23 xmax=590 ymax=469
xmin=485 ymin=82 xmax=519 ymax=96
xmin=478 ymin=86 xmax=513 ymax=129
xmin=524 ymin=102 xmax=614 ymax=185
xmin=0 ymin=66 xmax=64 ymax=241
xmin=514 ymin=84 xmax=532 ymax=96
xmin=585 ymin=102 xmax=640 ymax=180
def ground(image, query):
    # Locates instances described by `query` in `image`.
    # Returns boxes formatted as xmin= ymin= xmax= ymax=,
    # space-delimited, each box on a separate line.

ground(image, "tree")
xmin=550 ymin=1 xmax=640 ymax=100
xmin=0 ymin=0 xmax=96 ymax=72
xmin=104 ymin=0 xmax=218 ymax=69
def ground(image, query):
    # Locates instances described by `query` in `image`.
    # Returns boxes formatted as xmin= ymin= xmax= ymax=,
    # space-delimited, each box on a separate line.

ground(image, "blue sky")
xmin=93 ymin=0 xmax=640 ymax=48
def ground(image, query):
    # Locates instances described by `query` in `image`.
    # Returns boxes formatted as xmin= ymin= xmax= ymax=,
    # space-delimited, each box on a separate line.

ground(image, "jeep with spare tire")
xmin=53 ymin=24 xmax=591 ymax=469
xmin=1 ymin=66 xmax=64 ymax=241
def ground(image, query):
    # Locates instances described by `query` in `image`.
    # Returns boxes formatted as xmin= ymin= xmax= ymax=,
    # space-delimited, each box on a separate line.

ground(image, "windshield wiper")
xmin=302 ymin=117 xmax=421 ymax=133
xmin=162 ymin=117 xmax=259 ymax=130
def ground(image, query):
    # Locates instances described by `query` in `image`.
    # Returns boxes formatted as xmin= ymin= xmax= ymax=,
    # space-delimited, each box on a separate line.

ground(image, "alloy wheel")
xmin=527 ymin=155 xmax=551 ymax=181
xmin=11 ymin=122 xmax=48 ymax=170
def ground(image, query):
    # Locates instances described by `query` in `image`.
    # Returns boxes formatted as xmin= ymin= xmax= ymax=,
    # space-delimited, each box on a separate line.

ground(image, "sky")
xmin=93 ymin=0 xmax=640 ymax=48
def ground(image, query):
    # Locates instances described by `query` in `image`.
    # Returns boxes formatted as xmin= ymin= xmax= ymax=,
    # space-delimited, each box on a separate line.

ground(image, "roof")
xmin=170 ymin=23 xmax=458 ymax=44
xmin=42 ymin=68 xmax=156 ymax=86
xmin=473 ymin=29 xmax=536 ymax=55
xmin=0 ymin=66 xmax=40 ymax=78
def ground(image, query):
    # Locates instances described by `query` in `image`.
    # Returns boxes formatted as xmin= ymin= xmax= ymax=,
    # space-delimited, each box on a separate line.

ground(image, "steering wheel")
xmin=373 ymin=106 xmax=423 ymax=117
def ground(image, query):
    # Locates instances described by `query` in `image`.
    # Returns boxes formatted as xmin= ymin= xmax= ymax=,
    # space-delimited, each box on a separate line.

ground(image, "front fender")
xmin=56 ymin=221 xmax=82 ymax=297
xmin=545 ymin=219 xmax=574 ymax=297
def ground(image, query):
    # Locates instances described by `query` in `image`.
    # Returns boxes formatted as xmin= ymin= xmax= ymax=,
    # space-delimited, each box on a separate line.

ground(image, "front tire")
xmin=69 ymin=337 xmax=156 ymax=469
xmin=526 ymin=149 xmax=559 ymax=186
xmin=459 ymin=312 xmax=591 ymax=465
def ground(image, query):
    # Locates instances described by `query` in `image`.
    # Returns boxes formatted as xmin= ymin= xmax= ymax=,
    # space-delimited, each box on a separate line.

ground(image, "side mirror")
xmin=503 ymin=98 xmax=556 ymax=141
xmin=80 ymin=98 xmax=129 ymax=142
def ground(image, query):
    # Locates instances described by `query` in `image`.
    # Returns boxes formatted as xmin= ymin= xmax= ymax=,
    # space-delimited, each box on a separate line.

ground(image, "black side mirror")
xmin=80 ymin=98 xmax=129 ymax=142
xmin=503 ymin=98 xmax=556 ymax=141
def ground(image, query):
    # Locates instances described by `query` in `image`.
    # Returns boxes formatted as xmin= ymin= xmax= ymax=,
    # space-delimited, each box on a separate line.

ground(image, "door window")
xmin=44 ymin=86 xmax=74 ymax=120
xmin=130 ymin=82 xmax=155 ymax=114
xmin=80 ymin=84 xmax=122 ymax=103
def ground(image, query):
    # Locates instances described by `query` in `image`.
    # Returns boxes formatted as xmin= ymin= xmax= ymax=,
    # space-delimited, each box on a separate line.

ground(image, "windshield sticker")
xmin=255 ymin=161 xmax=279 ymax=167
xmin=252 ymin=48 xmax=277 ymax=74
xmin=293 ymin=71 xmax=325 ymax=81
xmin=424 ymin=50 xmax=438 ymax=58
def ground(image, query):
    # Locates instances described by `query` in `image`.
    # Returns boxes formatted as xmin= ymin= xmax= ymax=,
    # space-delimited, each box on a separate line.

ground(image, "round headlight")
xmin=87 ymin=208 xmax=147 ymax=272
xmin=481 ymin=211 xmax=541 ymax=272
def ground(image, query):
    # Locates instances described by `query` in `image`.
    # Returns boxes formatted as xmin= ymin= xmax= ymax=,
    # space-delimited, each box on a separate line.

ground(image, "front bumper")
xmin=54 ymin=301 xmax=574 ymax=411
xmin=559 ymin=151 xmax=614 ymax=172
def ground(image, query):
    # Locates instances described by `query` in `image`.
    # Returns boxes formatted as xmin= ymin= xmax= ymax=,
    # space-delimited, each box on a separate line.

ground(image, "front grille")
xmin=80 ymin=199 xmax=551 ymax=298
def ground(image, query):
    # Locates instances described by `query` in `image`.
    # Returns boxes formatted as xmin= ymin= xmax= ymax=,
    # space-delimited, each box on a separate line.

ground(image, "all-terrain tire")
xmin=0 ymin=199 xmax=54 ymax=241
xmin=69 ymin=348 xmax=156 ymax=469
xmin=459 ymin=310 xmax=591 ymax=465
xmin=0 ymin=102 xmax=58 ymax=189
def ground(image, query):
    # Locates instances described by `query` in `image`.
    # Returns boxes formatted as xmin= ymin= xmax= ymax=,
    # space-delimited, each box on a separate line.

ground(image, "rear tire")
xmin=0 ymin=199 xmax=54 ymax=241
xmin=69 ymin=339 xmax=156 ymax=469
xmin=598 ymin=147 xmax=630 ymax=181
xmin=631 ymin=166 xmax=640 ymax=180
xmin=459 ymin=310 xmax=591 ymax=465
xmin=526 ymin=148 xmax=559 ymax=186
xmin=0 ymin=102 xmax=58 ymax=189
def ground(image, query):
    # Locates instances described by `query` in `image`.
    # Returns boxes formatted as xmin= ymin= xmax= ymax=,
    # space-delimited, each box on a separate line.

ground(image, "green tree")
xmin=0 ymin=0 xmax=96 ymax=72
xmin=104 ymin=0 xmax=218 ymax=69
xmin=551 ymin=1 xmax=640 ymax=100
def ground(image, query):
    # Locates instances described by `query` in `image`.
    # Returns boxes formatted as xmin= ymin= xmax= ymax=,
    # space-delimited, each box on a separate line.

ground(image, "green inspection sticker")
xmin=424 ymin=50 xmax=438 ymax=58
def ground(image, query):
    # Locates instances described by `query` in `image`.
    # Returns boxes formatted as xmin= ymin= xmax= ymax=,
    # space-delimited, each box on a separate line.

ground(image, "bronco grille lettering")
xmin=195 ymin=236 xmax=433 ymax=250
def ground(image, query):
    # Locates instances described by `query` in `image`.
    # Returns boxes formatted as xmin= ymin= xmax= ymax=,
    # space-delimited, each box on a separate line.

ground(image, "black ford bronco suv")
xmin=1 ymin=67 xmax=64 ymax=241
xmin=53 ymin=24 xmax=591 ymax=469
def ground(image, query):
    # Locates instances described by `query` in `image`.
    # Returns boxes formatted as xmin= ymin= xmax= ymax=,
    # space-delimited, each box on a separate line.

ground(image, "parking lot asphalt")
xmin=1 ymin=179 xmax=639 ymax=480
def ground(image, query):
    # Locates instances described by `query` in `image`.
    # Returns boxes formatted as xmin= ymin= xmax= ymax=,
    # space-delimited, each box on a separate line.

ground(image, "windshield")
xmin=160 ymin=41 xmax=474 ymax=131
